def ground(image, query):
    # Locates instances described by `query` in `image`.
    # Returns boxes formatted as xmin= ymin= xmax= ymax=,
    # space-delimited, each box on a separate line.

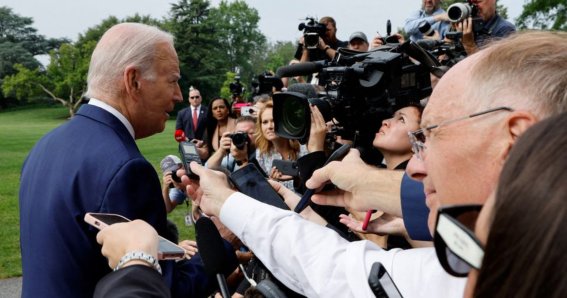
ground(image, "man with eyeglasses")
xmin=176 ymin=87 xmax=208 ymax=140
xmin=179 ymin=31 xmax=567 ymax=297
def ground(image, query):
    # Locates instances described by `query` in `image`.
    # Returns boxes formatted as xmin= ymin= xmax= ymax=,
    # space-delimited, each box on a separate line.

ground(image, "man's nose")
xmin=406 ymin=155 xmax=427 ymax=181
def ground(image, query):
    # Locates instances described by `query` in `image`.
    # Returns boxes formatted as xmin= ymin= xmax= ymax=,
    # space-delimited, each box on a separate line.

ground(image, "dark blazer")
xmin=19 ymin=104 xmax=211 ymax=298
xmin=94 ymin=265 xmax=171 ymax=298
xmin=176 ymin=105 xmax=208 ymax=140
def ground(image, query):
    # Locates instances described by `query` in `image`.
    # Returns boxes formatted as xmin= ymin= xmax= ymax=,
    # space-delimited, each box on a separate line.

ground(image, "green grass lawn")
xmin=0 ymin=105 xmax=195 ymax=278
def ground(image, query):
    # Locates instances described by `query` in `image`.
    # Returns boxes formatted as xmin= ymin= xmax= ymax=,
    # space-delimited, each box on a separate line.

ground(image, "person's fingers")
xmin=306 ymin=162 xmax=336 ymax=189
xmin=310 ymin=188 xmax=346 ymax=207
xmin=341 ymin=148 xmax=361 ymax=163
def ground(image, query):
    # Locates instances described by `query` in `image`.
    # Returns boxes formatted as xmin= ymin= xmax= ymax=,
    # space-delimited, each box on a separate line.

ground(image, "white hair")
xmin=467 ymin=31 xmax=567 ymax=118
xmin=85 ymin=22 xmax=174 ymax=98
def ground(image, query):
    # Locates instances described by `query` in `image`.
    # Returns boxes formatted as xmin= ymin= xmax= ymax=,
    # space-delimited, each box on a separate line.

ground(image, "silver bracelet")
xmin=114 ymin=250 xmax=162 ymax=275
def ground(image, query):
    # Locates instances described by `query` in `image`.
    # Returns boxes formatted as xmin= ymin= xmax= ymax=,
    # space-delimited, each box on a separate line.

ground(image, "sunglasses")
xmin=190 ymin=96 xmax=200 ymax=99
xmin=434 ymin=204 xmax=484 ymax=277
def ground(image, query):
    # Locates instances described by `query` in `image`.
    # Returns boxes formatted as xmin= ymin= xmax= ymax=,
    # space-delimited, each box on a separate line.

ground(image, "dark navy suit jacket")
xmin=176 ymin=106 xmax=208 ymax=140
xmin=19 ymin=104 xmax=213 ymax=298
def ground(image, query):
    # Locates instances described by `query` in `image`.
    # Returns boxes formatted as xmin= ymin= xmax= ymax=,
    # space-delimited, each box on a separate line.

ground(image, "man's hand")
xmin=306 ymin=149 xmax=404 ymax=216
xmin=457 ymin=17 xmax=478 ymax=55
xmin=96 ymin=220 xmax=159 ymax=269
xmin=180 ymin=162 xmax=236 ymax=217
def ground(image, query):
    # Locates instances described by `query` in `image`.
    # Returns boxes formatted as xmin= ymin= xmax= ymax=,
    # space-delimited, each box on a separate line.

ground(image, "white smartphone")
xmin=84 ymin=212 xmax=185 ymax=260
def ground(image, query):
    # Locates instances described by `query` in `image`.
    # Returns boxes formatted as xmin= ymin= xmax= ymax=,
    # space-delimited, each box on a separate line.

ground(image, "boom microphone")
xmin=195 ymin=217 xmax=232 ymax=298
xmin=275 ymin=61 xmax=325 ymax=78
xmin=174 ymin=129 xmax=187 ymax=142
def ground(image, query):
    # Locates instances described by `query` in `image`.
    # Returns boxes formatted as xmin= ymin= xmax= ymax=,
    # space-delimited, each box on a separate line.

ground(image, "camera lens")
xmin=281 ymin=99 xmax=307 ymax=136
xmin=230 ymin=133 xmax=248 ymax=150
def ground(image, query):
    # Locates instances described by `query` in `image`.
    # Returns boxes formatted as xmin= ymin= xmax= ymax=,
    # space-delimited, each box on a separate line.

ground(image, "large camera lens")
xmin=448 ymin=3 xmax=472 ymax=22
xmin=281 ymin=99 xmax=307 ymax=136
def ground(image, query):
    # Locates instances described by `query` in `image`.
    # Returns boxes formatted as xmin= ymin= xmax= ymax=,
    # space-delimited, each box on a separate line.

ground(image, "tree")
xmin=516 ymin=0 xmax=566 ymax=30
xmin=167 ymin=0 xmax=226 ymax=101
xmin=2 ymin=42 xmax=92 ymax=117
xmin=210 ymin=0 xmax=267 ymax=90
xmin=0 ymin=6 xmax=68 ymax=108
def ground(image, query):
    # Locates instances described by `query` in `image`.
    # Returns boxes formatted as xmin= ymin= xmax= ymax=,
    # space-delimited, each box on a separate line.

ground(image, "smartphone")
xmin=229 ymin=163 xmax=289 ymax=210
xmin=84 ymin=213 xmax=186 ymax=260
xmin=179 ymin=141 xmax=201 ymax=180
xmin=368 ymin=262 xmax=403 ymax=298
xmin=271 ymin=159 xmax=299 ymax=177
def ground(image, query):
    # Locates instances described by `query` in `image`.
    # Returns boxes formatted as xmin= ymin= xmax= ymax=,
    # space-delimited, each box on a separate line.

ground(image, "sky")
xmin=3 ymin=0 xmax=525 ymax=45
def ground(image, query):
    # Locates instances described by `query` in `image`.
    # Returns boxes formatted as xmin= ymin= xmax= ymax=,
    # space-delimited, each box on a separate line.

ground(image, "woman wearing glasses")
xmin=435 ymin=112 xmax=567 ymax=297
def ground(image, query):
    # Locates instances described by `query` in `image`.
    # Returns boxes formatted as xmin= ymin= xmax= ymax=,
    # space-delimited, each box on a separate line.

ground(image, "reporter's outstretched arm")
xmin=305 ymin=149 xmax=404 ymax=216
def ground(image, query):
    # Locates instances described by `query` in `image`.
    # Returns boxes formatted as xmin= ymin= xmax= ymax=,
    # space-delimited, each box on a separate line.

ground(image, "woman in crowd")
xmin=254 ymin=100 xmax=308 ymax=190
xmin=340 ymin=104 xmax=425 ymax=248
xmin=202 ymin=97 xmax=237 ymax=159
xmin=441 ymin=112 xmax=567 ymax=297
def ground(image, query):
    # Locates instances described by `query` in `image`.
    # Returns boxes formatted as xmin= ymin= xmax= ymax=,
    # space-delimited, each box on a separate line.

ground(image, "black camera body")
xmin=251 ymin=71 xmax=283 ymax=97
xmin=229 ymin=132 xmax=249 ymax=150
xmin=298 ymin=17 xmax=327 ymax=49
xmin=273 ymin=44 xmax=432 ymax=147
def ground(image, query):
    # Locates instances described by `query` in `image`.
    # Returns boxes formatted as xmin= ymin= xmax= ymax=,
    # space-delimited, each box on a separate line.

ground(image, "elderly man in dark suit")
xmin=176 ymin=87 xmax=208 ymax=140
xmin=19 ymin=23 xmax=228 ymax=298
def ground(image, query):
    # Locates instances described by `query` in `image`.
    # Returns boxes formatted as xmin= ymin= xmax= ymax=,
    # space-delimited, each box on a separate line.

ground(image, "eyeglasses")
xmin=190 ymin=96 xmax=200 ymax=99
xmin=408 ymin=106 xmax=514 ymax=160
xmin=434 ymin=204 xmax=484 ymax=277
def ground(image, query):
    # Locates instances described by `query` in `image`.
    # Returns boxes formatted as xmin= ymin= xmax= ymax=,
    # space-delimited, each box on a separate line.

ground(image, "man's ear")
xmin=501 ymin=111 xmax=538 ymax=160
xmin=124 ymin=66 xmax=141 ymax=97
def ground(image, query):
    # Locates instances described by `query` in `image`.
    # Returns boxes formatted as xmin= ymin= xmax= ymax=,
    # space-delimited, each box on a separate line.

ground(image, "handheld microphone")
xmin=175 ymin=129 xmax=187 ymax=142
xmin=294 ymin=144 xmax=351 ymax=213
xmin=195 ymin=217 xmax=231 ymax=298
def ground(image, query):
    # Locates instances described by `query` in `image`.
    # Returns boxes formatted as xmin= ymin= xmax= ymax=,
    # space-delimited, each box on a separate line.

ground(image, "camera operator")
xmin=347 ymin=31 xmax=369 ymax=52
xmin=205 ymin=116 xmax=257 ymax=172
xmin=295 ymin=16 xmax=348 ymax=63
xmin=405 ymin=0 xmax=450 ymax=41
xmin=454 ymin=0 xmax=516 ymax=55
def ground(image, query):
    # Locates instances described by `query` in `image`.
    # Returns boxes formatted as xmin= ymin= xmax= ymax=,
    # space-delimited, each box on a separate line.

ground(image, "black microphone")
xmin=415 ymin=39 xmax=444 ymax=50
xmin=275 ymin=61 xmax=325 ymax=78
xmin=195 ymin=217 xmax=231 ymax=298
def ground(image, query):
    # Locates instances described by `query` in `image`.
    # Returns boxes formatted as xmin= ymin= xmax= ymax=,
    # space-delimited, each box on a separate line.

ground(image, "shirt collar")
xmin=88 ymin=98 xmax=135 ymax=139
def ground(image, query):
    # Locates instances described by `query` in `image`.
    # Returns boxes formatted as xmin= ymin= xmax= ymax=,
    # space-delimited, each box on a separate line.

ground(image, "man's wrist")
xmin=115 ymin=250 xmax=162 ymax=275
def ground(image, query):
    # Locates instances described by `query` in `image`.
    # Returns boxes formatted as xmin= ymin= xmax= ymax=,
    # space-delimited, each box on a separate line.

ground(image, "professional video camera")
xmin=229 ymin=68 xmax=244 ymax=97
xmin=298 ymin=17 xmax=327 ymax=49
xmin=273 ymin=42 xmax=437 ymax=147
xmin=250 ymin=71 xmax=284 ymax=97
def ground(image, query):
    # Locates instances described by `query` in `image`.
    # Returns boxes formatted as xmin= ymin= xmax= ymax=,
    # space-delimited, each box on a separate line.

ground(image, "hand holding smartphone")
xmin=84 ymin=213 xmax=185 ymax=260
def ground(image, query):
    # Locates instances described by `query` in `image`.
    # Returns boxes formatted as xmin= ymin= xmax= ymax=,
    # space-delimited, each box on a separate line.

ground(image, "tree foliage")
xmin=516 ymin=0 xmax=566 ymax=30
xmin=0 ymin=6 xmax=68 ymax=108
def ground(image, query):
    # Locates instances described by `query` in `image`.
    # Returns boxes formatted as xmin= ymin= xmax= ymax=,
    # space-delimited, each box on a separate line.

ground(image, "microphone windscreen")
xmin=276 ymin=62 xmax=320 ymax=78
xmin=174 ymin=129 xmax=185 ymax=142
xmin=195 ymin=217 xmax=229 ymax=276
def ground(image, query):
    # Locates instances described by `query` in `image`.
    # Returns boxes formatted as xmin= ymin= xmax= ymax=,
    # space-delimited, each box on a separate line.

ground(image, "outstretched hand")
xmin=179 ymin=162 xmax=236 ymax=217
xmin=305 ymin=149 xmax=404 ymax=215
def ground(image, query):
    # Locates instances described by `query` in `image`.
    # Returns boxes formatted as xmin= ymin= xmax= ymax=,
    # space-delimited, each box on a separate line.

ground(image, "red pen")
xmin=362 ymin=209 xmax=377 ymax=231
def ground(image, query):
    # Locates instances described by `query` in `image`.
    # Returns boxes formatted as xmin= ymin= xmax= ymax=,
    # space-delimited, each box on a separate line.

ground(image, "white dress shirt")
xmin=220 ymin=193 xmax=466 ymax=298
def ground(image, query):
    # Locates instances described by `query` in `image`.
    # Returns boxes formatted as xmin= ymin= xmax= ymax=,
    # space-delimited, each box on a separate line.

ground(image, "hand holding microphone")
xmin=175 ymin=129 xmax=188 ymax=142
